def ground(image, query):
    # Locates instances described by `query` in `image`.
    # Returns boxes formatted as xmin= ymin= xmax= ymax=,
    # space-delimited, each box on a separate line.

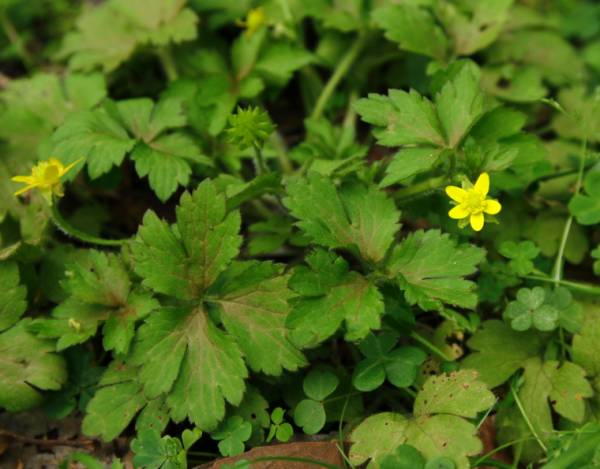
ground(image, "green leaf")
xmin=503 ymin=287 xmax=559 ymax=332
xmin=353 ymin=332 xmax=426 ymax=391
xmin=60 ymin=0 xmax=198 ymax=73
xmin=413 ymin=370 xmax=496 ymax=418
xmin=83 ymin=364 xmax=151 ymax=441
xmin=0 ymin=319 xmax=67 ymax=412
xmin=387 ymin=230 xmax=485 ymax=311
xmin=303 ymin=367 xmax=339 ymax=401
xmin=435 ymin=0 xmax=513 ymax=56
xmin=0 ymin=261 xmax=27 ymax=331
xmin=129 ymin=306 xmax=247 ymax=430
xmin=294 ymin=399 xmax=326 ymax=435
xmin=372 ymin=4 xmax=448 ymax=61
xmin=212 ymin=416 xmax=252 ymax=457
xmin=569 ymin=172 xmax=600 ymax=225
xmin=209 ymin=261 xmax=307 ymax=375
xmin=254 ymin=43 xmax=313 ymax=86
xmin=354 ymin=89 xmax=445 ymax=148
xmin=29 ymin=250 xmax=157 ymax=354
xmin=131 ymin=428 xmax=186 ymax=469
xmin=573 ymin=304 xmax=600 ymax=379
xmin=435 ymin=61 xmax=486 ymax=148
xmin=131 ymin=180 xmax=242 ymax=300
xmin=498 ymin=240 xmax=540 ymax=276
xmin=287 ymin=250 xmax=384 ymax=347
xmin=481 ymin=65 xmax=547 ymax=103
xmin=350 ymin=412 xmax=409 ymax=468
xmin=461 ymin=320 xmax=544 ymax=388
xmin=379 ymin=445 xmax=426 ymax=469
xmin=381 ymin=148 xmax=445 ymax=187
xmin=284 ymin=173 xmax=400 ymax=264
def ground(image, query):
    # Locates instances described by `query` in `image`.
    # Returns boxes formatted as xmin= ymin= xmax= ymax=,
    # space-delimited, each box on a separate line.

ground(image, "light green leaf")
xmin=387 ymin=230 xmax=485 ymax=311
xmin=372 ymin=4 xmax=448 ymax=60
xmin=131 ymin=180 xmax=242 ymax=300
xmin=303 ymin=368 xmax=339 ymax=401
xmin=355 ymin=89 xmax=445 ymax=148
xmin=294 ymin=399 xmax=326 ymax=435
xmin=381 ymin=148 xmax=444 ymax=187
xmin=0 ymin=319 xmax=67 ymax=412
xmin=0 ymin=261 xmax=27 ymax=331
xmin=287 ymin=250 xmax=384 ymax=347
xmin=284 ymin=174 xmax=400 ymax=264
xmin=350 ymin=412 xmax=409 ymax=468
xmin=436 ymin=61 xmax=486 ymax=148
xmin=461 ymin=320 xmax=544 ymax=388
xmin=569 ymin=172 xmax=600 ymax=225
xmin=414 ymin=370 xmax=495 ymax=418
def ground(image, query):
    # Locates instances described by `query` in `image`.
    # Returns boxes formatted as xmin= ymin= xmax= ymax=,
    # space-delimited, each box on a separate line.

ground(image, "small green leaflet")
xmin=131 ymin=428 xmax=186 ymax=469
xmin=132 ymin=180 xmax=242 ymax=300
xmin=0 ymin=261 xmax=27 ymax=331
xmin=211 ymin=416 xmax=252 ymax=457
xmin=293 ymin=367 xmax=339 ymax=435
xmin=0 ymin=319 xmax=67 ymax=412
xmin=387 ymin=229 xmax=486 ymax=311
xmin=355 ymin=61 xmax=485 ymax=185
xmin=59 ymin=0 xmax=198 ymax=73
xmin=29 ymin=250 xmax=158 ymax=355
xmin=287 ymin=250 xmax=384 ymax=347
xmin=284 ymin=173 xmax=400 ymax=264
xmin=129 ymin=180 xmax=304 ymax=430
xmin=350 ymin=370 xmax=495 ymax=469
xmin=499 ymin=240 xmax=540 ymax=276
xmin=352 ymin=332 xmax=426 ymax=392
xmin=52 ymin=97 xmax=212 ymax=201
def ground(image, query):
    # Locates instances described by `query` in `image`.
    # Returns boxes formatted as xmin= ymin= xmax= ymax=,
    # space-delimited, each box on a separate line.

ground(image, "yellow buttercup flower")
xmin=237 ymin=7 xmax=267 ymax=36
xmin=11 ymin=158 xmax=81 ymax=203
xmin=445 ymin=172 xmax=501 ymax=232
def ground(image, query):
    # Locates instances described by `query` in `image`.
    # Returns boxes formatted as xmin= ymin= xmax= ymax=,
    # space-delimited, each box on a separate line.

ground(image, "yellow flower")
xmin=445 ymin=172 xmax=502 ymax=232
xmin=11 ymin=158 xmax=81 ymax=203
xmin=237 ymin=7 xmax=266 ymax=36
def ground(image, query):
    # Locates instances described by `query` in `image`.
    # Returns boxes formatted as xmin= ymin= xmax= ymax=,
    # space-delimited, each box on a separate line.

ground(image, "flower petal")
xmin=61 ymin=157 xmax=84 ymax=176
xmin=14 ymin=184 xmax=37 ymax=196
xmin=449 ymin=204 xmax=470 ymax=219
xmin=470 ymin=212 xmax=485 ymax=231
xmin=445 ymin=186 xmax=467 ymax=203
xmin=474 ymin=172 xmax=489 ymax=196
xmin=484 ymin=199 xmax=501 ymax=215
xmin=11 ymin=175 xmax=35 ymax=184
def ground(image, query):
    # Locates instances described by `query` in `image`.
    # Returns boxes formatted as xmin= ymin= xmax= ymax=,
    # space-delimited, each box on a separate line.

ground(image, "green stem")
xmin=471 ymin=437 xmax=537 ymax=466
xmin=0 ymin=12 xmax=33 ymax=69
xmin=511 ymin=385 xmax=547 ymax=452
xmin=410 ymin=331 xmax=453 ymax=362
xmin=551 ymin=137 xmax=588 ymax=285
xmin=311 ymin=33 xmax=369 ymax=120
xmin=393 ymin=176 xmax=448 ymax=203
xmin=523 ymin=275 xmax=600 ymax=296
xmin=253 ymin=144 xmax=268 ymax=175
xmin=51 ymin=203 xmax=128 ymax=247
xmin=269 ymin=132 xmax=293 ymax=174
xmin=156 ymin=46 xmax=178 ymax=82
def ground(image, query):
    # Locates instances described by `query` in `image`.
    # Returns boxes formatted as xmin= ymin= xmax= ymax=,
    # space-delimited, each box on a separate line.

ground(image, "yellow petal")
xmin=445 ymin=186 xmax=467 ymax=203
xmin=470 ymin=212 xmax=485 ymax=231
xmin=61 ymin=157 xmax=84 ymax=176
xmin=474 ymin=172 xmax=489 ymax=196
xmin=484 ymin=199 xmax=501 ymax=215
xmin=11 ymin=175 xmax=35 ymax=183
xmin=449 ymin=204 xmax=470 ymax=219
xmin=14 ymin=184 xmax=37 ymax=196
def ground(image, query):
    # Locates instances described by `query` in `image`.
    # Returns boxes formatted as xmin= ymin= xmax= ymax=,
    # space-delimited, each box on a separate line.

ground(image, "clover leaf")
xmin=503 ymin=286 xmax=559 ymax=332
xmin=352 ymin=332 xmax=427 ymax=392
xmin=131 ymin=428 xmax=187 ymax=469
xmin=293 ymin=368 xmax=339 ymax=435
xmin=499 ymin=240 xmax=540 ymax=276
xmin=211 ymin=416 xmax=252 ymax=457
xmin=569 ymin=172 xmax=600 ymax=225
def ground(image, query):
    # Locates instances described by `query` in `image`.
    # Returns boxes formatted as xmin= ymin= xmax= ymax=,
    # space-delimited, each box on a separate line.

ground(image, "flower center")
xmin=42 ymin=164 xmax=61 ymax=187
xmin=464 ymin=190 xmax=485 ymax=213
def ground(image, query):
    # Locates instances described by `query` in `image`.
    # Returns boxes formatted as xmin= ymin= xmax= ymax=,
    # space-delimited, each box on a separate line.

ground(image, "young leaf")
xmin=211 ymin=416 xmax=252 ymax=457
xmin=0 ymin=319 xmax=67 ymax=412
xmin=387 ymin=230 xmax=486 ymax=311
xmin=284 ymin=173 xmax=400 ymax=264
xmin=131 ymin=180 xmax=242 ymax=300
xmin=131 ymin=428 xmax=186 ymax=469
xmin=569 ymin=172 xmax=600 ymax=225
xmin=287 ymin=250 xmax=384 ymax=347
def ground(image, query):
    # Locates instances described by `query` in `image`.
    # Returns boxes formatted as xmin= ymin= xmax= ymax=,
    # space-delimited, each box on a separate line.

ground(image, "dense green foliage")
xmin=2 ymin=1 xmax=600 ymax=468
